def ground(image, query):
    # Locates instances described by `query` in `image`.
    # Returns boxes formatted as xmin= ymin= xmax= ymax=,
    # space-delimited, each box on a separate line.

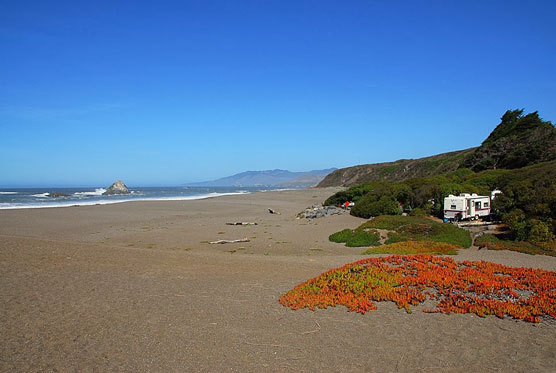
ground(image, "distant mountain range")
xmin=185 ymin=168 xmax=337 ymax=188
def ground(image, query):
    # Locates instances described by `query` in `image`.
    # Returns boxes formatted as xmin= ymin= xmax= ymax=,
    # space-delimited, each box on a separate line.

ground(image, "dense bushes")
xmin=351 ymin=195 xmax=401 ymax=218
xmin=492 ymin=161 xmax=556 ymax=242
xmin=324 ymin=160 xmax=556 ymax=245
xmin=325 ymin=167 xmax=502 ymax=218
xmin=323 ymin=183 xmax=377 ymax=206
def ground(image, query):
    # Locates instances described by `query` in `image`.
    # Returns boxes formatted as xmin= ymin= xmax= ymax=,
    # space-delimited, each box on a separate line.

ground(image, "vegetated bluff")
xmin=318 ymin=149 xmax=475 ymax=187
xmin=318 ymin=109 xmax=556 ymax=187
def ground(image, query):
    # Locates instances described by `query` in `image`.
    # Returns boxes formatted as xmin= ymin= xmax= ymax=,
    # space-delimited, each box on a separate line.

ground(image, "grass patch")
xmin=361 ymin=215 xmax=472 ymax=248
xmin=475 ymin=234 xmax=556 ymax=257
xmin=362 ymin=240 xmax=460 ymax=255
xmin=218 ymin=231 xmax=225 ymax=234
xmin=329 ymin=228 xmax=381 ymax=247
xmin=361 ymin=215 xmax=432 ymax=230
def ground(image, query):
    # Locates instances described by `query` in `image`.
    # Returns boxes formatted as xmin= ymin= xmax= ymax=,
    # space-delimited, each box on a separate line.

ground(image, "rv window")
xmin=475 ymin=201 xmax=481 ymax=209
xmin=484 ymin=202 xmax=489 ymax=207
xmin=451 ymin=204 xmax=456 ymax=209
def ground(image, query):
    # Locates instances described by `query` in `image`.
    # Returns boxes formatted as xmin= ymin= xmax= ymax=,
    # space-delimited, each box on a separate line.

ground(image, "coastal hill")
xmin=185 ymin=168 xmax=336 ymax=188
xmin=317 ymin=148 xmax=474 ymax=187
xmin=319 ymin=109 xmax=556 ymax=187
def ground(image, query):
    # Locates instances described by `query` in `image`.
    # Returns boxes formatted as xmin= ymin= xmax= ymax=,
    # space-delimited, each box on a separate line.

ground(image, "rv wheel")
xmin=475 ymin=215 xmax=479 ymax=221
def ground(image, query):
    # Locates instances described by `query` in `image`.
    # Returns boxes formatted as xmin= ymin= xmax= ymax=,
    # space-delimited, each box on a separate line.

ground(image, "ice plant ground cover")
xmin=279 ymin=255 xmax=556 ymax=323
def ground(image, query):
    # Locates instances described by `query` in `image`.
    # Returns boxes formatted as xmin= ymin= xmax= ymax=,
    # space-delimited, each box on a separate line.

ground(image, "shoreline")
xmin=0 ymin=190 xmax=254 ymax=210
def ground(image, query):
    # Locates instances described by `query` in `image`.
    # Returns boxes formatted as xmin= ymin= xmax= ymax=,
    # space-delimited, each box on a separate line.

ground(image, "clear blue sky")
xmin=1 ymin=0 xmax=555 ymax=187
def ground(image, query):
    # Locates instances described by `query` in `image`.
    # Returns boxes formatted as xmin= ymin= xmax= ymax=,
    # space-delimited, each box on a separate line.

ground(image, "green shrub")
xmin=351 ymin=195 xmax=401 ymax=219
xmin=345 ymin=230 xmax=381 ymax=247
xmin=409 ymin=208 xmax=428 ymax=217
xmin=529 ymin=220 xmax=554 ymax=243
xmin=329 ymin=229 xmax=354 ymax=243
xmin=323 ymin=182 xmax=377 ymax=206
xmin=502 ymin=209 xmax=529 ymax=241
xmin=329 ymin=228 xmax=380 ymax=247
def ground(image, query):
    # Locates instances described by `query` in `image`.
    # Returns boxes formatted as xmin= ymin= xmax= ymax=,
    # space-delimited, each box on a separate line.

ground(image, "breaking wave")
xmin=74 ymin=188 xmax=107 ymax=197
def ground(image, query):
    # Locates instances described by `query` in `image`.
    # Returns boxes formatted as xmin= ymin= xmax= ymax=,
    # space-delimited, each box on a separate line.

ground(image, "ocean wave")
xmin=73 ymin=188 xmax=107 ymax=197
xmin=31 ymin=193 xmax=50 ymax=198
xmin=0 ymin=191 xmax=18 ymax=195
xmin=0 ymin=191 xmax=250 ymax=210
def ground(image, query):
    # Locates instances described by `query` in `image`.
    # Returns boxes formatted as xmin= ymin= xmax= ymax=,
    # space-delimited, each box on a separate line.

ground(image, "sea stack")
xmin=103 ymin=180 xmax=130 ymax=195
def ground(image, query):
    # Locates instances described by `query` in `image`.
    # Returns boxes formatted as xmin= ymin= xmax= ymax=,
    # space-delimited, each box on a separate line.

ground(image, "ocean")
xmin=0 ymin=186 xmax=276 ymax=210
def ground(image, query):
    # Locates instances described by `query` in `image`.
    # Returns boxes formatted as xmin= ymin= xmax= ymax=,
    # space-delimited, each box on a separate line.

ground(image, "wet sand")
xmin=1 ymin=188 xmax=555 ymax=371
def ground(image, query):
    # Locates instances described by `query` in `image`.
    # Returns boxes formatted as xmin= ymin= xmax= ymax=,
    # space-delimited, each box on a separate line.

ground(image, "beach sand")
xmin=1 ymin=188 xmax=555 ymax=372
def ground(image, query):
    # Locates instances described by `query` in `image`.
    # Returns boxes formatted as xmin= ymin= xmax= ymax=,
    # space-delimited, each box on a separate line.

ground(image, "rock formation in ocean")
xmin=47 ymin=192 xmax=71 ymax=198
xmin=103 ymin=180 xmax=130 ymax=195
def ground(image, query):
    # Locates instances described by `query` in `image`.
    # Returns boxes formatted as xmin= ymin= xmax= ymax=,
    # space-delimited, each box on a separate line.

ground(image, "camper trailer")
xmin=443 ymin=193 xmax=491 ymax=221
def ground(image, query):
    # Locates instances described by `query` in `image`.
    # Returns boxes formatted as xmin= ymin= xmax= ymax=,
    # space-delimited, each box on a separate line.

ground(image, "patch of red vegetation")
xmin=279 ymin=255 xmax=556 ymax=322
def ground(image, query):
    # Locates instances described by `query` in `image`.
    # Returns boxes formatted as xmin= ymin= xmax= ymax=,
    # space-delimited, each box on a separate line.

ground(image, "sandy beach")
xmin=1 ymin=188 xmax=555 ymax=372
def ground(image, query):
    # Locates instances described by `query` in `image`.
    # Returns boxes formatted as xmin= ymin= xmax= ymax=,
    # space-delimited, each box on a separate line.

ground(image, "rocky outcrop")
xmin=297 ymin=204 xmax=344 ymax=219
xmin=103 ymin=180 xmax=130 ymax=195
xmin=47 ymin=192 xmax=71 ymax=197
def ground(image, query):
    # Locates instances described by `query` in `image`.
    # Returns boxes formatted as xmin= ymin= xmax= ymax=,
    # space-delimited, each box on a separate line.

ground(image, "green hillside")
xmin=317 ymin=148 xmax=474 ymax=187
xmin=318 ymin=109 xmax=555 ymax=187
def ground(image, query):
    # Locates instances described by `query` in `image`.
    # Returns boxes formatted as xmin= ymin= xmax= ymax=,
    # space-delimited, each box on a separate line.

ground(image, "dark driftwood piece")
xmin=226 ymin=222 xmax=258 ymax=226
xmin=268 ymin=208 xmax=281 ymax=215
xmin=209 ymin=238 xmax=251 ymax=244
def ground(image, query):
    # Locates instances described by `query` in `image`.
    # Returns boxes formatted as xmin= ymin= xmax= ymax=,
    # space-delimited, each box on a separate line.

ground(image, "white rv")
xmin=443 ymin=193 xmax=491 ymax=221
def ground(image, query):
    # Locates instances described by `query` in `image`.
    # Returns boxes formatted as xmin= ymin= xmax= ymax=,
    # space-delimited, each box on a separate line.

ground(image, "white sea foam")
xmin=0 ymin=191 xmax=18 ymax=195
xmin=0 ymin=191 xmax=250 ymax=210
xmin=31 ymin=193 xmax=50 ymax=198
xmin=73 ymin=188 xmax=107 ymax=197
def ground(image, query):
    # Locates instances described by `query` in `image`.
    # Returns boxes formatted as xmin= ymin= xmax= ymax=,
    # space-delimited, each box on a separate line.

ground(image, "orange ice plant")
xmin=279 ymin=255 xmax=556 ymax=323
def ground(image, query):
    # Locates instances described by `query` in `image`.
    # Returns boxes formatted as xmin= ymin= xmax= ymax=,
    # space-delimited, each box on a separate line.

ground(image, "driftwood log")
xmin=209 ymin=238 xmax=251 ymax=244
xmin=226 ymin=222 xmax=258 ymax=226
xmin=268 ymin=208 xmax=281 ymax=215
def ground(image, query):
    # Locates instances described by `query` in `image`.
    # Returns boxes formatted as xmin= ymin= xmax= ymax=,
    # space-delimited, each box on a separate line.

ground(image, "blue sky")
xmin=1 ymin=0 xmax=555 ymax=187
